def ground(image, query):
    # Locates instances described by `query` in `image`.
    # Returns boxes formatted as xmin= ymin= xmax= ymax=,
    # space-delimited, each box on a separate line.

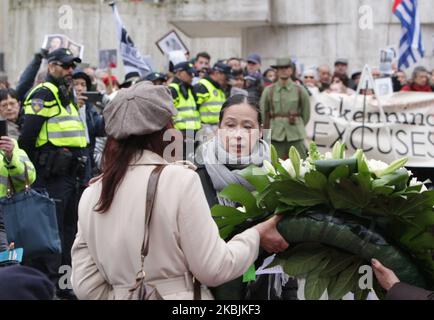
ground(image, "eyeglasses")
xmin=54 ymin=62 xmax=76 ymax=70
xmin=304 ymin=76 xmax=314 ymax=79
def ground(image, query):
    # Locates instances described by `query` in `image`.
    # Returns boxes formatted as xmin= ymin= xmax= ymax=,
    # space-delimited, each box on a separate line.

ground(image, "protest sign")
xmin=99 ymin=49 xmax=117 ymax=69
xmin=42 ymin=34 xmax=84 ymax=59
xmin=306 ymin=92 xmax=434 ymax=167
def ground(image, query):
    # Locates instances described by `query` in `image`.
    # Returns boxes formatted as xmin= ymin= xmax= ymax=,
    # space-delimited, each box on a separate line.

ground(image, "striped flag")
xmin=393 ymin=0 xmax=424 ymax=69
xmin=109 ymin=1 xmax=152 ymax=77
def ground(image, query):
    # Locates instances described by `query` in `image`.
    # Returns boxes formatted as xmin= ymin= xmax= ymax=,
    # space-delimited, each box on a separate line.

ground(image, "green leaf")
xmin=239 ymin=165 xmax=269 ymax=192
xmin=327 ymin=260 xmax=362 ymax=300
xmin=304 ymin=273 xmax=330 ymax=300
xmin=328 ymin=177 xmax=371 ymax=209
xmin=331 ymin=141 xmax=345 ymax=159
xmin=289 ymin=147 xmax=301 ymax=177
xmin=277 ymin=246 xmax=330 ymax=277
xmin=372 ymin=168 xmax=409 ymax=191
xmin=320 ymin=255 xmax=359 ymax=277
xmin=373 ymin=185 xmax=395 ymax=196
xmin=354 ymin=149 xmax=370 ymax=174
xmin=219 ymin=225 xmax=236 ymax=239
xmin=272 ymin=180 xmax=327 ymax=206
xmin=218 ymin=184 xmax=261 ymax=216
xmin=394 ymin=190 xmax=434 ymax=217
xmin=305 ymin=171 xmax=328 ymax=190
xmin=271 ymin=144 xmax=278 ymax=167
xmin=315 ymin=158 xmax=357 ymax=177
xmin=377 ymin=157 xmax=408 ymax=177
xmin=328 ymin=165 xmax=350 ymax=184
xmin=211 ymin=205 xmax=247 ymax=237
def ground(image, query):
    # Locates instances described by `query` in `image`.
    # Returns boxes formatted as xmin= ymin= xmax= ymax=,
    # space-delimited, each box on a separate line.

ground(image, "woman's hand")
xmin=254 ymin=215 xmax=289 ymax=253
xmin=371 ymin=258 xmax=400 ymax=291
xmin=0 ymin=136 xmax=15 ymax=161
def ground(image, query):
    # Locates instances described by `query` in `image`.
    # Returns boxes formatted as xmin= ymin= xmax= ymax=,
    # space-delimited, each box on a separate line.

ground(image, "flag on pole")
xmin=392 ymin=0 xmax=424 ymax=70
xmin=109 ymin=1 xmax=152 ymax=77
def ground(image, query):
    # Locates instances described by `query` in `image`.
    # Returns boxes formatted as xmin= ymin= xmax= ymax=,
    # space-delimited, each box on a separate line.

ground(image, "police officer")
xmin=260 ymin=58 xmax=310 ymax=159
xmin=193 ymin=62 xmax=231 ymax=143
xmin=18 ymin=48 xmax=87 ymax=299
xmin=169 ymin=62 xmax=201 ymax=161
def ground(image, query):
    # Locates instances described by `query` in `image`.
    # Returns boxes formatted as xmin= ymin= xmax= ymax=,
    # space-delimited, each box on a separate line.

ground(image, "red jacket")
xmin=401 ymin=84 xmax=432 ymax=92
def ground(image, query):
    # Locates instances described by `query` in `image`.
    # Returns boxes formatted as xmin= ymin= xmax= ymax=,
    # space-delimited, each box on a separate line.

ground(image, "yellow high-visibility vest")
xmin=24 ymin=82 xmax=87 ymax=148
xmin=196 ymin=78 xmax=226 ymax=125
xmin=169 ymin=83 xmax=201 ymax=131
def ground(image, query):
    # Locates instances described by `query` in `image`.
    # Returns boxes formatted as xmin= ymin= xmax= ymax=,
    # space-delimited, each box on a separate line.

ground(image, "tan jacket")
xmin=71 ymin=150 xmax=259 ymax=300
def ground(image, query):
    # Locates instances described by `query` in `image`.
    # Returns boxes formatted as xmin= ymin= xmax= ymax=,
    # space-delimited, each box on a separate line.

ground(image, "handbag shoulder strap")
xmin=6 ymin=164 xmax=30 ymax=197
xmin=139 ymin=164 xmax=202 ymax=300
xmin=142 ymin=165 xmax=166 ymax=257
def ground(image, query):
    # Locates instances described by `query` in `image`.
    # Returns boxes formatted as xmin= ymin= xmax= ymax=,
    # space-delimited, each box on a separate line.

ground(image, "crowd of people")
xmin=0 ymin=47 xmax=433 ymax=301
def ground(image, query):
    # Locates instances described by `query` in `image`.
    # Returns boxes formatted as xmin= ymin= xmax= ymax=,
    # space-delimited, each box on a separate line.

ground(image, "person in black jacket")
xmin=72 ymin=69 xmax=105 ymax=184
xmin=15 ymin=49 xmax=48 ymax=103
xmin=195 ymin=94 xmax=296 ymax=300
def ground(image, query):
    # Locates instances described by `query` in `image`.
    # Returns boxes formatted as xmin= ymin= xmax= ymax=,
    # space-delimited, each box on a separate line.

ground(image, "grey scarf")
xmin=201 ymin=137 xmax=270 ymax=206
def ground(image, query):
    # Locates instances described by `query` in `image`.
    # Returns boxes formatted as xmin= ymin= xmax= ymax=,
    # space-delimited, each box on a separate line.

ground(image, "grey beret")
xmin=103 ymin=81 xmax=177 ymax=140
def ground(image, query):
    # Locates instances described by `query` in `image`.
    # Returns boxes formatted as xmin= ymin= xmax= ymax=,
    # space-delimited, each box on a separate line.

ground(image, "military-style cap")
xmin=103 ymin=81 xmax=177 ymax=140
xmin=270 ymin=58 xmax=294 ymax=69
xmin=47 ymin=48 xmax=81 ymax=65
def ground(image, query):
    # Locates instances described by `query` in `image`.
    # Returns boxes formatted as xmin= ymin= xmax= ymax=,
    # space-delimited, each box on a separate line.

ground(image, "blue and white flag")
xmin=393 ymin=0 xmax=425 ymax=70
xmin=110 ymin=1 xmax=152 ymax=77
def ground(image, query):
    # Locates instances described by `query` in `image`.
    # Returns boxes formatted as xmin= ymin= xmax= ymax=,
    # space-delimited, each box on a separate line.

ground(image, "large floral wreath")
xmin=211 ymin=142 xmax=434 ymax=300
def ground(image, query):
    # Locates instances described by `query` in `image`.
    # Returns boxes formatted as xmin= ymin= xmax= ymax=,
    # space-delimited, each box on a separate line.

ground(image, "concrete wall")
xmin=3 ymin=0 xmax=434 ymax=84
xmin=0 ymin=0 xmax=9 ymax=75
xmin=242 ymin=0 xmax=434 ymax=74
xmin=3 ymin=0 xmax=241 ymax=85
xmin=169 ymin=0 xmax=434 ymax=75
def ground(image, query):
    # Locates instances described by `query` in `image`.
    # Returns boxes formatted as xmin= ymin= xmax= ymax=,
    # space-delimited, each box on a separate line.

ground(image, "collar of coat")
xmin=204 ymin=76 xmax=222 ymax=90
xmin=173 ymin=77 xmax=192 ymax=100
xmin=275 ymin=79 xmax=296 ymax=91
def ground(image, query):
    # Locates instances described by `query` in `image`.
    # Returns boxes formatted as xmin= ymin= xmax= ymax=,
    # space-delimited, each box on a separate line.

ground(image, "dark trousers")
xmin=24 ymin=172 xmax=79 ymax=290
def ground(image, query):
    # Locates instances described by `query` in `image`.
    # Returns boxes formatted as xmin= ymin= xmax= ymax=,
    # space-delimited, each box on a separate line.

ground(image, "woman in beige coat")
xmin=71 ymin=82 xmax=287 ymax=300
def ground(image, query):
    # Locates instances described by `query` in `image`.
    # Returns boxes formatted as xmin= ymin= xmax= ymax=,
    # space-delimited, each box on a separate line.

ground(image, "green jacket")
xmin=0 ymin=139 xmax=36 ymax=198
xmin=260 ymin=81 xmax=310 ymax=142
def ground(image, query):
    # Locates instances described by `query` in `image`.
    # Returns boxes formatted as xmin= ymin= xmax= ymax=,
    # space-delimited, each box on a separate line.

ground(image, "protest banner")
xmin=306 ymin=91 xmax=434 ymax=167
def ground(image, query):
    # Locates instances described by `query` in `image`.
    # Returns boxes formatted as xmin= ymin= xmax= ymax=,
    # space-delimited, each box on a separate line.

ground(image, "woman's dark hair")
xmin=0 ymin=88 xmax=18 ymax=103
xmin=218 ymin=94 xmax=262 ymax=126
xmin=95 ymin=125 xmax=173 ymax=213
xmin=332 ymin=72 xmax=349 ymax=88
xmin=262 ymin=68 xmax=276 ymax=79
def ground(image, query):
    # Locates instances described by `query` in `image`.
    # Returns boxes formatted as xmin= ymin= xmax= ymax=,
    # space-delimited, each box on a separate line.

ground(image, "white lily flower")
xmin=409 ymin=177 xmax=420 ymax=187
xmin=236 ymin=206 xmax=246 ymax=213
xmin=263 ymin=160 xmax=276 ymax=176
xmin=279 ymin=159 xmax=297 ymax=178
xmin=367 ymin=159 xmax=389 ymax=177
xmin=324 ymin=152 xmax=333 ymax=160
xmin=409 ymin=177 xmax=428 ymax=192
xmin=299 ymin=160 xmax=312 ymax=178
